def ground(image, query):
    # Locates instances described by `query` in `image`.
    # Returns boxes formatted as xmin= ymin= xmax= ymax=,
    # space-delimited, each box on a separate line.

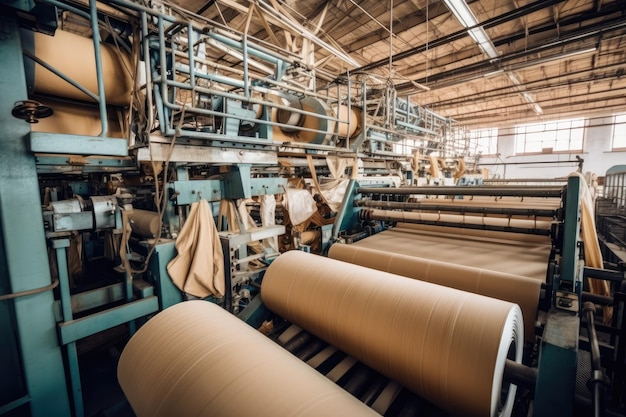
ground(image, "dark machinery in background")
xmin=597 ymin=165 xmax=626 ymax=263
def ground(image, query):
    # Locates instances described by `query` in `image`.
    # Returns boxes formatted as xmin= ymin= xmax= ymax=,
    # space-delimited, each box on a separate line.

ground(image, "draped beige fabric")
xmin=167 ymin=199 xmax=225 ymax=298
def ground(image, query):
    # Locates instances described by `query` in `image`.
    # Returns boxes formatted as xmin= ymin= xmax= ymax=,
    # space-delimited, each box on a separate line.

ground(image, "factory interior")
xmin=1 ymin=0 xmax=626 ymax=416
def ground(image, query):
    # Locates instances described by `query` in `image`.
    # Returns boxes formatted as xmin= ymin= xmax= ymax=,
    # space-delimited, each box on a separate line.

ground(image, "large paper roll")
xmin=395 ymin=222 xmax=552 ymax=244
xmin=329 ymin=243 xmax=540 ymax=340
xmin=30 ymin=30 xmax=132 ymax=106
xmin=353 ymin=224 xmax=551 ymax=280
xmin=333 ymin=104 xmax=362 ymax=138
xmin=31 ymin=97 xmax=124 ymax=137
xmin=261 ymin=251 xmax=524 ymax=417
xmin=129 ymin=209 xmax=161 ymax=238
xmin=118 ymin=301 xmax=380 ymax=417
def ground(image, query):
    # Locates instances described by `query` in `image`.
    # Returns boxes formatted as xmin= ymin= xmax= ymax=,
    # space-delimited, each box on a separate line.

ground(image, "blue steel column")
xmin=0 ymin=15 xmax=71 ymax=417
xmin=53 ymin=238 xmax=83 ymax=417
xmin=533 ymin=176 xmax=581 ymax=417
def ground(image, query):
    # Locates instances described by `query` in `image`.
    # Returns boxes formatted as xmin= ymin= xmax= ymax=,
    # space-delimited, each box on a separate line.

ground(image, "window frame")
xmin=514 ymin=118 xmax=585 ymax=155
xmin=612 ymin=114 xmax=626 ymax=151
xmin=469 ymin=127 xmax=499 ymax=156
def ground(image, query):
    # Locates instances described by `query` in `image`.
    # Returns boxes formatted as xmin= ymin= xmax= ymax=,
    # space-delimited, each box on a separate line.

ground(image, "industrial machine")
xmin=116 ymin=176 xmax=626 ymax=417
xmin=597 ymin=165 xmax=626 ymax=264
xmin=0 ymin=0 xmax=624 ymax=417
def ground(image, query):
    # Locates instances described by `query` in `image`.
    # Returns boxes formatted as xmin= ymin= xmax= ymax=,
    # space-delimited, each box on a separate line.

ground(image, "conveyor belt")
xmin=269 ymin=321 xmax=451 ymax=417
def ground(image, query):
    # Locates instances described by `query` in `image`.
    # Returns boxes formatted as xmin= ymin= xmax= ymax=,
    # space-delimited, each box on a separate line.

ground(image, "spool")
xmin=128 ymin=209 xmax=161 ymax=238
xmin=270 ymin=93 xmax=335 ymax=144
xmin=261 ymin=251 xmax=524 ymax=417
xmin=351 ymin=223 xmax=552 ymax=280
xmin=24 ymin=30 xmax=133 ymax=106
xmin=333 ymin=104 xmax=362 ymax=138
xmin=117 ymin=301 xmax=380 ymax=417
xmin=361 ymin=208 xmax=553 ymax=231
xmin=276 ymin=94 xmax=304 ymax=133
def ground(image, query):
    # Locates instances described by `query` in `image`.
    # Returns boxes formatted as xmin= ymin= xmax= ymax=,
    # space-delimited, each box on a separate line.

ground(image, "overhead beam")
xmin=352 ymin=0 xmax=568 ymax=73
xmin=397 ymin=15 xmax=626 ymax=90
xmin=420 ymin=61 xmax=626 ymax=109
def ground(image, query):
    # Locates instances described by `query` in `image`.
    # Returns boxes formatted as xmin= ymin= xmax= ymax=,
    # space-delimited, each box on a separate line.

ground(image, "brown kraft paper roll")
xmin=261 ymin=251 xmax=524 ymax=417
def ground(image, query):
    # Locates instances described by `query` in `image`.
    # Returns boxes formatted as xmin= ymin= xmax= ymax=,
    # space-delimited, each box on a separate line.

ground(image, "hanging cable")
xmin=0 ymin=279 xmax=59 ymax=301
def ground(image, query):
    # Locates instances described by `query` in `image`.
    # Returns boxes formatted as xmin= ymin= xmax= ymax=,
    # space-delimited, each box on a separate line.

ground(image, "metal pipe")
xmin=355 ymin=0 xmax=567 ymax=73
xmin=158 ymin=15 xmax=170 ymax=131
xmin=360 ymin=209 xmax=552 ymax=235
xmin=583 ymin=302 xmax=608 ymax=417
xmin=21 ymin=50 xmax=100 ymax=102
xmin=503 ymin=359 xmax=537 ymax=391
xmin=89 ymin=0 xmax=108 ymax=136
xmin=187 ymin=22 xmax=196 ymax=90
xmin=357 ymin=186 xmax=564 ymax=198
xmin=484 ymin=178 xmax=568 ymax=183
xmin=141 ymin=12 xmax=155 ymax=130
xmin=581 ymin=292 xmax=614 ymax=306
xmin=583 ymin=267 xmax=625 ymax=283
xmin=356 ymin=200 xmax=557 ymax=217
xmin=242 ymin=34 xmax=250 ymax=99
xmin=332 ymin=179 xmax=357 ymax=240
xmin=206 ymin=31 xmax=282 ymax=65
xmin=479 ymin=160 xmax=582 ymax=166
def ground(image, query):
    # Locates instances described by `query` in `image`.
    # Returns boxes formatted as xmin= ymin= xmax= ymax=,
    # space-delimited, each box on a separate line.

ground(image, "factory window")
xmin=514 ymin=118 xmax=584 ymax=155
xmin=612 ymin=114 xmax=626 ymax=150
xmin=469 ymin=128 xmax=498 ymax=155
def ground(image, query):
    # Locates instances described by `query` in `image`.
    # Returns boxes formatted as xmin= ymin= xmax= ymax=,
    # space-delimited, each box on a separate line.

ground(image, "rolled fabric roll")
xmin=261 ymin=251 xmax=524 ymax=417
xmin=352 ymin=224 xmax=552 ymax=280
xmin=118 ymin=301 xmax=380 ymax=417
xmin=28 ymin=30 xmax=132 ymax=106
xmin=128 ymin=209 xmax=161 ymax=238
xmin=394 ymin=222 xmax=553 ymax=244
xmin=333 ymin=104 xmax=362 ymax=138
xmin=362 ymin=208 xmax=552 ymax=231
xmin=328 ymin=243 xmax=540 ymax=341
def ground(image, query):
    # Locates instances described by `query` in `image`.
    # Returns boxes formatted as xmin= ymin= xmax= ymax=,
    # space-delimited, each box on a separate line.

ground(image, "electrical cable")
xmin=0 ymin=279 xmax=59 ymax=301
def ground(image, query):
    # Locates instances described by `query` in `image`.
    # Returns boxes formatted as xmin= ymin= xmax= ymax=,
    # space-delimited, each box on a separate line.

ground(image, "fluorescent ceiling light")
xmin=483 ymin=69 xmax=504 ymax=78
xmin=532 ymin=103 xmax=543 ymax=115
xmin=468 ymin=27 xmax=488 ymax=44
xmin=444 ymin=0 xmax=544 ymax=115
xmin=478 ymin=41 xmax=499 ymax=59
xmin=442 ymin=0 xmax=478 ymax=28
xmin=445 ymin=0 xmax=499 ymax=59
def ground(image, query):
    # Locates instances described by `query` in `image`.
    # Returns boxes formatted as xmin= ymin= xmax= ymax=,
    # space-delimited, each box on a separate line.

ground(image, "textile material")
xmin=262 ymin=251 xmax=523 ymax=417
xmin=118 ymin=301 xmax=379 ymax=417
xmin=167 ymin=199 xmax=225 ymax=298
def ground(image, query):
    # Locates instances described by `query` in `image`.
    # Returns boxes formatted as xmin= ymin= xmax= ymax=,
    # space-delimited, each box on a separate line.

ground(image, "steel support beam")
xmin=0 ymin=14 xmax=70 ymax=417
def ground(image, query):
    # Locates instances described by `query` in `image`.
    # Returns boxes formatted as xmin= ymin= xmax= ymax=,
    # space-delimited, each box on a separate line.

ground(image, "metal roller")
xmin=360 ymin=208 xmax=553 ymax=235
xmin=357 ymin=199 xmax=558 ymax=218
xmin=358 ymin=186 xmax=564 ymax=198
